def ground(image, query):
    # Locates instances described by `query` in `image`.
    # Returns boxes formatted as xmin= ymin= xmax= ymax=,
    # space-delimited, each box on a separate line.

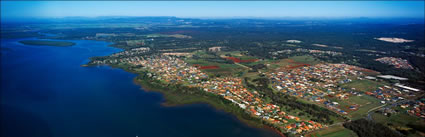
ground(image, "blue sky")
xmin=1 ymin=1 xmax=424 ymax=19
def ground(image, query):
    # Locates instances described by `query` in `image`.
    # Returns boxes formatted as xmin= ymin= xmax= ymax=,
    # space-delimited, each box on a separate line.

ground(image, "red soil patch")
xmin=193 ymin=64 xmax=219 ymax=69
xmin=225 ymin=57 xmax=259 ymax=63
xmin=199 ymin=66 xmax=220 ymax=69
xmin=288 ymin=64 xmax=310 ymax=69
xmin=285 ymin=59 xmax=311 ymax=69
xmin=287 ymin=59 xmax=296 ymax=63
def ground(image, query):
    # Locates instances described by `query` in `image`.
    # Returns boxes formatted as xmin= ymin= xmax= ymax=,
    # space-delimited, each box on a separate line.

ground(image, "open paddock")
xmin=308 ymin=125 xmax=357 ymax=137
xmin=225 ymin=57 xmax=259 ymax=63
xmin=347 ymin=95 xmax=382 ymax=119
xmin=340 ymin=79 xmax=384 ymax=92
xmin=372 ymin=111 xmax=425 ymax=137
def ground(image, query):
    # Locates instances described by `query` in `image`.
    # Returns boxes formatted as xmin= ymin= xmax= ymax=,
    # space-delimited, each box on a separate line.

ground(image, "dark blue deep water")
xmin=1 ymin=38 xmax=280 ymax=137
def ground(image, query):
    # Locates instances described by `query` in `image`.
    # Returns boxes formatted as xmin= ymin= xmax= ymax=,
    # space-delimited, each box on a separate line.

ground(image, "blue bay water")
xmin=0 ymin=38 xmax=280 ymax=137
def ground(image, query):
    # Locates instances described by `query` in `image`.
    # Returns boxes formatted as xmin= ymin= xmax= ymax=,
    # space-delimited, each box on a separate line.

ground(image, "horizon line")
xmin=3 ymin=15 xmax=425 ymax=19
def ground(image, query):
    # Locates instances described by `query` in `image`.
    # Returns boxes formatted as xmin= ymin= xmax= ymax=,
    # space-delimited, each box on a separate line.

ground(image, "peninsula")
xmin=19 ymin=40 xmax=76 ymax=47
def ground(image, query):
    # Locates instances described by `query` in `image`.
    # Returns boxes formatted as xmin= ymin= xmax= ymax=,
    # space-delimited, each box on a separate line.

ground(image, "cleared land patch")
xmin=308 ymin=125 xmax=357 ymax=137
xmin=269 ymin=55 xmax=320 ymax=71
xmin=340 ymin=80 xmax=384 ymax=92
xmin=372 ymin=111 xmax=425 ymax=137
xmin=346 ymin=95 xmax=382 ymax=119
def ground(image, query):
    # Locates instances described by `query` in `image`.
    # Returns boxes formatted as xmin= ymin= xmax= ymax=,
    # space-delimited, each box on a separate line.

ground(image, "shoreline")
xmin=11 ymin=36 xmax=289 ymax=137
xmin=81 ymin=43 xmax=286 ymax=137
xmin=264 ymin=125 xmax=287 ymax=137
xmin=131 ymin=77 xmax=286 ymax=137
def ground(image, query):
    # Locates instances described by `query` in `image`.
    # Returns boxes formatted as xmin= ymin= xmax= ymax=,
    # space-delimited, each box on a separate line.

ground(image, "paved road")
xmin=366 ymin=104 xmax=386 ymax=120
xmin=366 ymin=99 xmax=413 ymax=120
xmin=235 ymin=62 xmax=251 ymax=69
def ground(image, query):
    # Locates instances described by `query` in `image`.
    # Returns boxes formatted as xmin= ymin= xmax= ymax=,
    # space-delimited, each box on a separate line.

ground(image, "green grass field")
xmin=186 ymin=50 xmax=254 ymax=76
xmin=125 ymin=40 xmax=145 ymax=46
xmin=241 ymin=60 xmax=266 ymax=66
xmin=323 ymin=93 xmax=382 ymax=119
xmin=238 ymin=55 xmax=258 ymax=60
xmin=193 ymin=51 xmax=215 ymax=58
xmin=267 ymin=55 xmax=320 ymax=70
xmin=349 ymin=95 xmax=380 ymax=106
xmin=185 ymin=59 xmax=238 ymax=68
xmin=185 ymin=58 xmax=246 ymax=76
xmin=268 ymin=59 xmax=292 ymax=69
xmin=309 ymin=125 xmax=357 ymax=137
xmin=347 ymin=95 xmax=382 ymax=119
xmin=217 ymin=51 xmax=244 ymax=57
xmin=372 ymin=112 xmax=425 ymax=137
xmin=341 ymin=79 xmax=384 ymax=92
xmin=292 ymin=98 xmax=346 ymax=123
xmin=373 ymin=112 xmax=423 ymax=126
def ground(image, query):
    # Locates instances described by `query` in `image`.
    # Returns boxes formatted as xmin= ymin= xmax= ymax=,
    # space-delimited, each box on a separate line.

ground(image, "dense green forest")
xmin=343 ymin=119 xmax=404 ymax=137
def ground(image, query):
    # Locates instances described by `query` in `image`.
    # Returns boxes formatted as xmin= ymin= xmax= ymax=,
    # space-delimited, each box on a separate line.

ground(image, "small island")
xmin=19 ymin=40 xmax=75 ymax=47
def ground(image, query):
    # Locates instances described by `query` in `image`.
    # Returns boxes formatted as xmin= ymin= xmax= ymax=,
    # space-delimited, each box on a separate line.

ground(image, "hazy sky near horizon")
xmin=1 ymin=1 xmax=424 ymax=19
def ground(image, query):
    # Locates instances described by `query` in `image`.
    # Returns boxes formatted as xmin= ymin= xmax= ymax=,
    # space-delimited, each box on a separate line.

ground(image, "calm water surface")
xmin=0 ymin=38 xmax=280 ymax=137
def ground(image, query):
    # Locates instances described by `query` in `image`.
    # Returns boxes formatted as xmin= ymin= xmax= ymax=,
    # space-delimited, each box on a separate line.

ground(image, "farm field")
xmin=268 ymin=55 xmax=320 ymax=71
xmin=315 ymin=94 xmax=381 ymax=120
xmin=185 ymin=57 xmax=246 ymax=76
xmin=185 ymin=59 xmax=236 ymax=68
xmin=265 ymin=55 xmax=320 ymax=71
xmin=125 ymin=40 xmax=145 ymax=46
xmin=192 ymin=51 xmax=216 ymax=58
xmin=320 ymin=88 xmax=382 ymax=119
xmin=346 ymin=95 xmax=382 ymax=119
xmin=372 ymin=112 xmax=419 ymax=125
xmin=372 ymin=112 xmax=425 ymax=137
xmin=340 ymin=79 xmax=385 ymax=92
xmin=308 ymin=125 xmax=357 ymax=137
xmin=217 ymin=51 xmax=245 ymax=57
